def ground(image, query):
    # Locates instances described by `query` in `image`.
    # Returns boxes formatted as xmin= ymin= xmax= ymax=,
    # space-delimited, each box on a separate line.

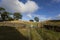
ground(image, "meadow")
xmin=0 ymin=20 xmax=60 ymax=40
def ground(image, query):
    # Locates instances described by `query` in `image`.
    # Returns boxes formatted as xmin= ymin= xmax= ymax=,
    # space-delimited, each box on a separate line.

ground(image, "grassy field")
xmin=0 ymin=20 xmax=60 ymax=40
xmin=0 ymin=26 xmax=28 ymax=40
xmin=36 ymin=28 xmax=60 ymax=40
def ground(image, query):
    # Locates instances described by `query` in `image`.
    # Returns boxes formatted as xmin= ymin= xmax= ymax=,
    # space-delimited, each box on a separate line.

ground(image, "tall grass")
xmin=36 ymin=28 xmax=60 ymax=40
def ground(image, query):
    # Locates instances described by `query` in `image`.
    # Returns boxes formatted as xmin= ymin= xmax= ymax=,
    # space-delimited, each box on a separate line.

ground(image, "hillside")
xmin=44 ymin=20 xmax=60 ymax=26
xmin=0 ymin=20 xmax=60 ymax=40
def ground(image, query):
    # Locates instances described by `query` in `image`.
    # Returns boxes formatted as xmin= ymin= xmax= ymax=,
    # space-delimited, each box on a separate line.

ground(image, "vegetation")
xmin=0 ymin=7 xmax=22 ymax=21
xmin=0 ymin=7 xmax=5 ymax=12
xmin=13 ymin=12 xmax=22 ymax=20
xmin=36 ymin=27 xmax=60 ymax=40
xmin=29 ymin=19 xmax=34 ymax=22
xmin=34 ymin=17 xmax=39 ymax=22
xmin=1 ymin=11 xmax=10 ymax=21
xmin=0 ymin=26 xmax=28 ymax=40
xmin=0 ymin=7 xmax=60 ymax=40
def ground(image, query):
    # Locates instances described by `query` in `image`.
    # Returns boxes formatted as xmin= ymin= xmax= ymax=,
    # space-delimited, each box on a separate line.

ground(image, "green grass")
xmin=30 ymin=28 xmax=43 ymax=40
xmin=0 ymin=26 xmax=60 ymax=40
xmin=36 ymin=28 xmax=60 ymax=40
xmin=0 ymin=26 xmax=28 ymax=40
xmin=0 ymin=21 xmax=60 ymax=40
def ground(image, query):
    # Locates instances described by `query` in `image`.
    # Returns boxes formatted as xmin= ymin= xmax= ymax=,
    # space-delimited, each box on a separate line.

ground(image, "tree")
xmin=1 ymin=11 xmax=10 ymax=21
xmin=8 ymin=17 xmax=14 ymax=21
xmin=0 ymin=7 xmax=5 ymax=14
xmin=0 ymin=7 xmax=5 ymax=11
xmin=0 ymin=7 xmax=13 ymax=21
xmin=29 ymin=19 xmax=34 ymax=22
xmin=13 ymin=12 xmax=22 ymax=20
xmin=0 ymin=7 xmax=5 ymax=21
xmin=34 ymin=17 xmax=39 ymax=27
xmin=0 ymin=7 xmax=5 ymax=17
xmin=34 ymin=17 xmax=39 ymax=22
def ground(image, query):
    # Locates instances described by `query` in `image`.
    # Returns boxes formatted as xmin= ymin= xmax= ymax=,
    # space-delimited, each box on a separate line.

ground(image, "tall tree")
xmin=0 ymin=7 xmax=5 ymax=11
xmin=13 ymin=12 xmax=22 ymax=20
xmin=34 ymin=17 xmax=39 ymax=22
xmin=0 ymin=7 xmax=5 ymax=20
xmin=34 ymin=17 xmax=39 ymax=27
xmin=0 ymin=7 xmax=13 ymax=21
xmin=1 ymin=11 xmax=10 ymax=21
xmin=0 ymin=7 xmax=5 ymax=14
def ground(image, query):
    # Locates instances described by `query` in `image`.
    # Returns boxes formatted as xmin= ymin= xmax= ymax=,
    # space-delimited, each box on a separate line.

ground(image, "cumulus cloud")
xmin=0 ymin=0 xmax=39 ymax=13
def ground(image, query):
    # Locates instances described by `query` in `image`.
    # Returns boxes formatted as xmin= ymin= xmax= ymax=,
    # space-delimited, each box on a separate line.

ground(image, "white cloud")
xmin=36 ymin=15 xmax=51 ymax=21
xmin=52 ymin=14 xmax=60 ymax=20
xmin=58 ymin=14 xmax=60 ymax=17
xmin=0 ymin=0 xmax=39 ymax=13
xmin=27 ymin=14 xmax=32 ymax=18
xmin=56 ymin=14 xmax=60 ymax=19
xmin=52 ymin=0 xmax=60 ymax=2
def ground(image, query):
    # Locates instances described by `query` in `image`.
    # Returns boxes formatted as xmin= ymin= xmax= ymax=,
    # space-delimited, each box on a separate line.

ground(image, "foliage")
xmin=1 ymin=11 xmax=10 ymax=20
xmin=0 ymin=7 xmax=22 ymax=21
xmin=13 ymin=12 xmax=22 ymax=20
xmin=29 ymin=19 xmax=34 ymax=22
xmin=0 ymin=7 xmax=5 ymax=11
xmin=34 ymin=17 xmax=39 ymax=22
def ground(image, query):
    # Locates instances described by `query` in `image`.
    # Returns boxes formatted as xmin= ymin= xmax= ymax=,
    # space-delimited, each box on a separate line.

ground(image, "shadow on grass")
xmin=0 ymin=26 xmax=28 ymax=40
xmin=44 ymin=25 xmax=60 ymax=32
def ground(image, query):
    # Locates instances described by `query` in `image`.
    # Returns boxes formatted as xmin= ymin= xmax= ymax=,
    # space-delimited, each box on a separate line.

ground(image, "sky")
xmin=0 ymin=0 xmax=60 ymax=21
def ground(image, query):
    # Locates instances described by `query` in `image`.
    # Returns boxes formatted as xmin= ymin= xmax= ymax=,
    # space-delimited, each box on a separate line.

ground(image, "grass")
xmin=36 ymin=28 xmax=60 ymax=40
xmin=0 ymin=20 xmax=60 ymax=40
xmin=30 ymin=28 xmax=43 ymax=40
xmin=0 ymin=26 xmax=28 ymax=40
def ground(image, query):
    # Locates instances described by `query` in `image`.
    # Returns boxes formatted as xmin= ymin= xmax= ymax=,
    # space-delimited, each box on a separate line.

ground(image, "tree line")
xmin=0 ymin=7 xmax=39 ymax=22
xmin=0 ymin=7 xmax=22 ymax=21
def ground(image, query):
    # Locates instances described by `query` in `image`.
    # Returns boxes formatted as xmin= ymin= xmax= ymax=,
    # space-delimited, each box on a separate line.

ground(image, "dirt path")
xmin=31 ymin=28 xmax=43 ymax=40
xmin=17 ymin=28 xmax=43 ymax=40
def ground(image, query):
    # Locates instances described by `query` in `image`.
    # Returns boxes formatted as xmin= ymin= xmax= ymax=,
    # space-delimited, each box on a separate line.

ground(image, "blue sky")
xmin=20 ymin=0 xmax=60 ymax=21
xmin=0 ymin=0 xmax=60 ymax=21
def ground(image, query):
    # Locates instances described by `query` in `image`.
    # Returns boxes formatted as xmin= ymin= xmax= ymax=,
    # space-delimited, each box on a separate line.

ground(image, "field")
xmin=36 ymin=28 xmax=60 ymax=40
xmin=0 ymin=20 xmax=60 ymax=40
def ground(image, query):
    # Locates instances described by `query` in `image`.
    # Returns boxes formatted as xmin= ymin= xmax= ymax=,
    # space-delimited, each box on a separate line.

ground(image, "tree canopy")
xmin=13 ymin=12 xmax=22 ymax=20
xmin=0 ymin=7 xmax=22 ymax=21
xmin=34 ymin=17 xmax=39 ymax=22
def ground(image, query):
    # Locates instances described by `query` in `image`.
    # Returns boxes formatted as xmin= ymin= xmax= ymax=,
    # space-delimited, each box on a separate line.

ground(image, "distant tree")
xmin=0 ymin=7 xmax=5 ymax=16
xmin=0 ymin=7 xmax=5 ymax=11
xmin=0 ymin=7 xmax=5 ymax=14
xmin=0 ymin=7 xmax=7 ymax=21
xmin=34 ymin=17 xmax=39 ymax=27
xmin=29 ymin=19 xmax=34 ymax=22
xmin=13 ymin=12 xmax=22 ymax=20
xmin=8 ymin=17 xmax=14 ymax=21
xmin=1 ymin=11 xmax=10 ymax=21
xmin=0 ymin=7 xmax=14 ymax=21
xmin=34 ymin=17 xmax=39 ymax=22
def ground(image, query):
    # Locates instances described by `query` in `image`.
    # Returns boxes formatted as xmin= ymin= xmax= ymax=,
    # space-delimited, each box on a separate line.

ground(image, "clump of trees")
xmin=0 ymin=7 xmax=22 ymax=21
xmin=0 ymin=7 xmax=40 ymax=22
xmin=14 ymin=12 xmax=22 ymax=20
xmin=29 ymin=19 xmax=34 ymax=22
